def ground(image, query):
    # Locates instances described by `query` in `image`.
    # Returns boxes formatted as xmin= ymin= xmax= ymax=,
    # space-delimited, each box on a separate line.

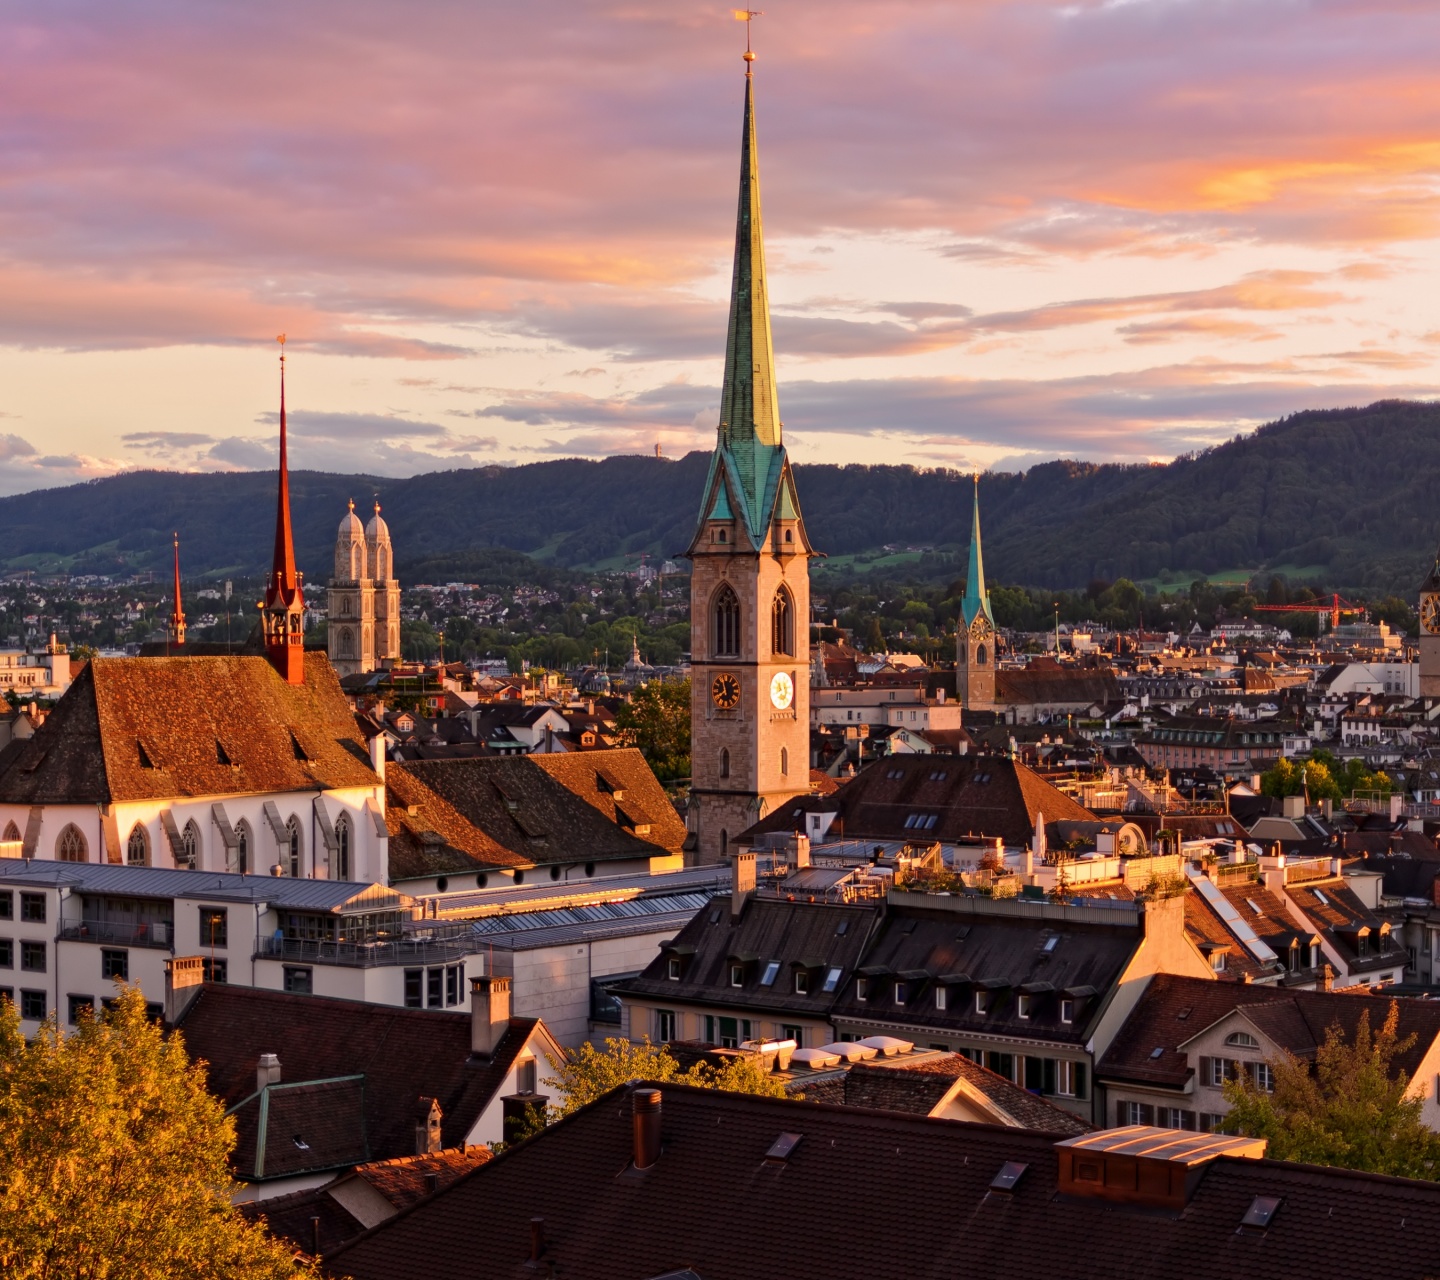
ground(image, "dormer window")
xmin=1060 ymin=998 xmax=1074 ymax=1023
xmin=794 ymin=970 xmax=810 ymax=995
xmin=714 ymin=527 xmax=728 ymax=544
xmin=730 ymin=963 xmax=744 ymax=988
xmin=856 ymin=977 xmax=868 ymax=1002
xmin=667 ymin=957 xmax=682 ymax=981
xmin=975 ymin=991 xmax=990 ymax=1015
xmin=1017 ymin=994 xmax=1031 ymax=1019
xmin=934 ymin=985 xmax=947 ymax=1011
xmin=1225 ymin=1031 xmax=1260 ymax=1049
xmin=894 ymin=981 xmax=907 ymax=1005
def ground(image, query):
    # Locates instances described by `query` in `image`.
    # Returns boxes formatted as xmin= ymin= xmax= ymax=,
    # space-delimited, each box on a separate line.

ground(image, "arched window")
xmin=181 ymin=820 xmax=201 ymax=870
xmin=780 ymin=746 xmax=789 ymax=776
xmin=957 ymin=641 xmax=966 ymax=664
xmin=334 ymin=815 xmax=351 ymax=881
xmin=338 ymin=628 xmax=354 ymax=658
xmin=286 ymin=816 xmax=303 ymax=878
xmin=126 ymin=824 xmax=149 ymax=867
xmin=975 ymin=644 xmax=988 ymax=665
xmin=720 ymin=829 xmax=729 ymax=860
xmin=1225 ymin=1031 xmax=1260 ymax=1049
xmin=713 ymin=585 xmax=740 ymax=657
xmin=340 ymin=596 xmax=352 ymax=617
xmin=771 ymin=587 xmax=794 ymax=657
xmin=56 ymin=824 xmax=87 ymax=863
xmin=3 ymin=820 xmax=20 ymax=843
xmin=720 ymin=748 xmax=730 ymax=780
xmin=234 ymin=820 xmax=251 ymax=875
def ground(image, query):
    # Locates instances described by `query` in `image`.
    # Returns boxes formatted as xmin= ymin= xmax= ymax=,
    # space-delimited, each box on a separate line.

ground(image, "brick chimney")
xmin=731 ymin=851 xmax=756 ymax=921
xmin=257 ymin=1052 xmax=281 ymax=1093
xmin=164 ymin=955 xmax=205 ymax=1024
xmin=470 ymin=975 xmax=512 ymax=1058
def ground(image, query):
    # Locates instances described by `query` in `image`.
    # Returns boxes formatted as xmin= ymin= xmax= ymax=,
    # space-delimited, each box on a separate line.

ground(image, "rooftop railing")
xmin=255 ymin=934 xmax=475 ymax=968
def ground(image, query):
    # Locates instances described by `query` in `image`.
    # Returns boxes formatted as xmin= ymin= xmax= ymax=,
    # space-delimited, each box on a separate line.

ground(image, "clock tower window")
xmin=720 ymin=748 xmax=731 ymax=779
xmin=714 ymin=585 xmax=741 ymax=657
xmin=780 ymin=747 xmax=789 ymax=776
xmin=772 ymin=586 xmax=795 ymax=657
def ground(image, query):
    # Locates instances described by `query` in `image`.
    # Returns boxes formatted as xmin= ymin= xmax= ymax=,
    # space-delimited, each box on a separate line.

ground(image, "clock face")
xmin=1423 ymin=595 xmax=1440 ymax=635
xmin=711 ymin=672 xmax=741 ymax=709
xmin=769 ymin=671 xmax=795 ymax=710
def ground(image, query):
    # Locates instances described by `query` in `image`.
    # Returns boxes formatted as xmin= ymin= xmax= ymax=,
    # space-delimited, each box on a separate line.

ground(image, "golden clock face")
xmin=1423 ymin=595 xmax=1440 ymax=635
xmin=769 ymin=671 xmax=794 ymax=710
xmin=711 ymin=672 xmax=741 ymax=709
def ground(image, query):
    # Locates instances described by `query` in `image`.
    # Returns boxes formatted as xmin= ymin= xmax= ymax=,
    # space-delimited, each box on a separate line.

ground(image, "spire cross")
xmin=734 ymin=9 xmax=762 ymax=66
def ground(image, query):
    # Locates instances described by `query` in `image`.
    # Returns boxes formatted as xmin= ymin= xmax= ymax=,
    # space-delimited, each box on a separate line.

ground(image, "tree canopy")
xmin=0 ymin=986 xmax=314 ymax=1280
xmin=614 ymin=678 xmax=691 ymax=782
xmin=1222 ymin=1001 xmax=1440 ymax=1180
xmin=1260 ymin=750 xmax=1392 ymax=801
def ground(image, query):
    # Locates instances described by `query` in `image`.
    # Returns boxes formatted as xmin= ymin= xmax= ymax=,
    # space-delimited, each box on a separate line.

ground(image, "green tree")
xmin=614 ymin=678 xmax=691 ymax=781
xmin=543 ymin=1036 xmax=789 ymax=1122
xmin=1259 ymin=756 xmax=1342 ymax=802
xmin=0 ymin=986 xmax=314 ymax=1279
xmin=1223 ymin=1002 xmax=1440 ymax=1179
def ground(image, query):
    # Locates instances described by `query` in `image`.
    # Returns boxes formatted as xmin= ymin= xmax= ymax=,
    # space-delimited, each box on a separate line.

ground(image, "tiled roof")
xmin=326 ymin=1081 xmax=1440 ymax=1280
xmin=1286 ymin=881 xmax=1408 ymax=973
xmin=385 ymin=765 xmax=527 ymax=879
xmin=741 ymin=753 xmax=1097 ymax=848
xmin=996 ymin=665 xmax=1121 ymax=708
xmin=0 ymin=654 xmax=377 ymax=804
xmin=1097 ymin=973 xmax=1440 ymax=1089
xmin=229 ymin=1075 xmax=369 ymax=1180
xmin=1182 ymin=890 xmax=1278 ymax=984
xmin=353 ymin=1146 xmax=493 ymax=1210
xmin=174 ymin=984 xmax=540 ymax=1176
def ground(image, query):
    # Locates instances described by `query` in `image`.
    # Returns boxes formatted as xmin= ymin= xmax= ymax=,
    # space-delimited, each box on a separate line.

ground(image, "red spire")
xmin=263 ymin=335 xmax=306 ymax=683
xmin=168 ymin=532 xmax=186 ymax=646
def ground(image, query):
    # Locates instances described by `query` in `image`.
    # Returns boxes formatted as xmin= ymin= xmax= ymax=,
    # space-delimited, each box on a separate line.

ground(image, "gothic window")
xmin=780 ymin=746 xmax=789 ymax=776
xmin=181 ymin=820 xmax=201 ymax=870
xmin=335 ymin=815 xmax=351 ymax=881
xmin=720 ymin=748 xmax=730 ymax=780
xmin=234 ymin=820 xmax=251 ymax=875
xmin=771 ymin=587 xmax=794 ymax=657
xmin=340 ymin=596 xmax=351 ymax=617
xmin=126 ymin=824 xmax=149 ymax=867
xmin=286 ymin=816 xmax=303 ymax=878
xmin=3 ymin=821 xmax=19 ymax=843
xmin=975 ymin=644 xmax=988 ymax=665
xmin=338 ymin=628 xmax=354 ymax=658
xmin=713 ymin=585 xmax=741 ymax=657
xmin=56 ymin=824 xmax=87 ymax=863
xmin=720 ymin=829 xmax=729 ymax=860
xmin=957 ymin=641 xmax=966 ymax=663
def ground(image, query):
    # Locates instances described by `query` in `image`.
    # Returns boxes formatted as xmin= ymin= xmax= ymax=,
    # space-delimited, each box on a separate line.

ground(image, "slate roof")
xmin=1097 ymin=973 xmax=1440 ymax=1090
xmin=740 ymin=753 xmax=1097 ymax=848
xmin=0 ymin=654 xmax=377 ymax=805
xmin=230 ymin=1075 xmax=369 ymax=1180
xmin=385 ymin=765 xmax=526 ymax=880
xmin=326 ymin=1081 xmax=1440 ymax=1280
xmin=613 ymin=894 xmax=879 ymax=1017
xmin=1287 ymin=880 xmax=1407 ymax=974
xmin=174 ymin=984 xmax=539 ymax=1178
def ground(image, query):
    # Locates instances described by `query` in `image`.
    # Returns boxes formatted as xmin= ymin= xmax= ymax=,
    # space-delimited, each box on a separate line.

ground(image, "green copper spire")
xmin=717 ymin=70 xmax=780 ymax=509
xmin=962 ymin=475 xmax=994 ymax=629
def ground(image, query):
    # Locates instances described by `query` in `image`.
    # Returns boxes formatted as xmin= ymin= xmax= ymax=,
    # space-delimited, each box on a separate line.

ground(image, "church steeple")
xmin=263 ymin=336 xmax=306 ymax=683
xmin=961 ymin=475 xmax=994 ymax=629
xmin=167 ymin=533 xmax=186 ymax=646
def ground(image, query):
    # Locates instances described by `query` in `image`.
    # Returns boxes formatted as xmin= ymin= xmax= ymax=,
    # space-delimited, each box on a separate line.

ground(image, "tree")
xmin=0 ymin=986 xmax=314 ymax=1279
xmin=614 ymin=678 xmax=691 ymax=781
xmin=544 ymin=1037 xmax=788 ymax=1122
xmin=1222 ymin=1001 xmax=1440 ymax=1180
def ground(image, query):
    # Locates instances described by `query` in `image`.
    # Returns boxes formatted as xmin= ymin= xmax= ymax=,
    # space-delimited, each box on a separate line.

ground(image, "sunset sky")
xmin=2 ymin=0 xmax=1439 ymax=495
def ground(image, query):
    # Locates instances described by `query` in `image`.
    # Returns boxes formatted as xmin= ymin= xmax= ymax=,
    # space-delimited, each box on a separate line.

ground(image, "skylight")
xmin=822 ymin=967 xmax=842 ymax=993
xmin=1043 ymin=936 xmax=1059 ymax=953
xmin=1245 ymin=898 xmax=1263 ymax=916
xmin=759 ymin=961 xmax=780 ymax=986
xmin=1313 ymin=889 xmax=1330 ymax=906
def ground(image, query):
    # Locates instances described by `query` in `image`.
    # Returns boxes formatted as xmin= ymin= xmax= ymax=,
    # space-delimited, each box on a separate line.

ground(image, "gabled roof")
xmin=327 ymin=1081 xmax=1440 ymax=1280
xmin=0 ymin=654 xmax=377 ymax=805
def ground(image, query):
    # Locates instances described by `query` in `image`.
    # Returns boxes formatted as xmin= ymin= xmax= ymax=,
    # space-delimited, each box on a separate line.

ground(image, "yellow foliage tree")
xmin=0 ymin=986 xmax=315 ymax=1280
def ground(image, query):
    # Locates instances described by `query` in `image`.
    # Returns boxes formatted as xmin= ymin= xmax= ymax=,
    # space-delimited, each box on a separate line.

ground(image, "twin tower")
xmin=327 ymin=501 xmax=401 ymax=677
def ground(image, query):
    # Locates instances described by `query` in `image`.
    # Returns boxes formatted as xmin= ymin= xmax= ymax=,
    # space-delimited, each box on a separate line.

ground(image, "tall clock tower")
xmin=1419 ymin=552 xmax=1440 ymax=696
xmin=685 ymin=62 xmax=815 ymax=866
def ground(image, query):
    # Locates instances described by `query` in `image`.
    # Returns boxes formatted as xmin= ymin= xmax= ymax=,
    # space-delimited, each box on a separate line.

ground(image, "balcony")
xmin=58 ymin=919 xmax=174 ymax=949
xmin=256 ymin=933 xmax=475 ymax=969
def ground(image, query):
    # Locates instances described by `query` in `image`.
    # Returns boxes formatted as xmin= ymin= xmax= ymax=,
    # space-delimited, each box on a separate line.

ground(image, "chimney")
xmin=787 ymin=834 xmax=811 ymax=869
xmin=1140 ymin=891 xmax=1186 ymax=945
xmin=415 ymin=1096 xmax=442 ymax=1154
xmin=164 ymin=955 xmax=205 ymax=1024
xmin=632 ymin=1087 xmax=662 ymax=1169
xmin=529 ymin=1217 xmax=546 ymax=1264
xmin=424 ymin=1171 xmax=439 ymax=1195
xmin=1281 ymin=794 xmax=1304 ymax=820
xmin=470 ymin=975 xmax=512 ymax=1057
xmin=1321 ymin=963 xmax=1334 ymax=991
xmin=731 ymin=851 xmax=756 ymax=921
xmin=257 ymin=1052 xmax=282 ymax=1093
xmin=1321 ymin=797 xmax=1333 ymax=820
xmin=369 ymin=732 xmax=386 ymax=783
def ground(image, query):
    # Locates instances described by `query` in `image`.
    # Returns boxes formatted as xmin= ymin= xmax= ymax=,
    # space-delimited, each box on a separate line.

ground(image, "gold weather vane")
xmin=733 ymin=9 xmax=762 ymax=63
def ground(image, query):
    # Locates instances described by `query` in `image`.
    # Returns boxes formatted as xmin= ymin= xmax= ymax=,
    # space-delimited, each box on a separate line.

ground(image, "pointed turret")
xmin=263 ymin=337 xmax=306 ymax=683
xmin=961 ymin=475 xmax=994 ymax=630
xmin=167 ymin=533 xmax=186 ymax=646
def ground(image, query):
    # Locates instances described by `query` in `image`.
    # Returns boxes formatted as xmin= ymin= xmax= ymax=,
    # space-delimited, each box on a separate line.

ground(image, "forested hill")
xmin=5 ymin=398 xmax=1439 ymax=591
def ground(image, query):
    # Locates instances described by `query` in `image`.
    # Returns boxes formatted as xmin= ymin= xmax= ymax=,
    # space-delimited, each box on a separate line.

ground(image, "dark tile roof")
xmin=1286 ymin=881 xmax=1407 ymax=973
xmin=613 ymin=894 xmax=879 ymax=1017
xmin=0 ymin=654 xmax=377 ymax=804
xmin=385 ymin=765 xmax=527 ymax=879
xmin=1182 ymin=890 xmax=1278 ymax=984
xmin=353 ymin=1146 xmax=493 ymax=1210
xmin=174 ymin=984 xmax=539 ymax=1177
xmin=996 ymin=664 xmax=1121 ymax=708
xmin=326 ymin=1081 xmax=1440 ymax=1280
xmin=1097 ymin=973 xmax=1440 ymax=1089
xmin=229 ymin=1075 xmax=369 ymax=1180
xmin=1362 ymin=854 xmax=1440 ymax=901
xmin=741 ymin=753 xmax=1097 ymax=848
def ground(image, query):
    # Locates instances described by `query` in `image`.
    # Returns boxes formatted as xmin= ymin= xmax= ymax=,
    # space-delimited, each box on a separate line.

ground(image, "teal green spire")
xmin=962 ymin=475 xmax=994 ymax=629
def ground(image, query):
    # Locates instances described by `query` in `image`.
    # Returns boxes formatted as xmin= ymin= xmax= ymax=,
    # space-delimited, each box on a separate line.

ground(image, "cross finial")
xmin=348 ymin=497 xmax=355 ymax=513
xmin=734 ymin=9 xmax=762 ymax=66
xmin=277 ymin=332 xmax=286 ymax=364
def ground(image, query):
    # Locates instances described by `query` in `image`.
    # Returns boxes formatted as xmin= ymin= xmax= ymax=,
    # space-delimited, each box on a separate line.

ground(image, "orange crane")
xmin=1253 ymin=592 xmax=1365 ymax=630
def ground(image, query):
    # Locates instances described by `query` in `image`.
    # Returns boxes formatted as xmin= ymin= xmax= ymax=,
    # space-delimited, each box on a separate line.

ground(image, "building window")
xmin=199 ymin=908 xmax=227 ymax=949
xmin=285 ymin=817 xmax=302 ymax=878
xmin=234 ymin=820 xmax=250 ymax=875
xmin=0 ymin=940 xmax=9 ymax=969
xmin=20 ymin=989 xmax=45 ymax=1020
xmin=445 ymin=965 xmax=462 ymax=1007
xmin=1252 ymin=1062 xmax=1275 ymax=1093
xmin=2 ymin=821 xmax=18 ymax=843
xmin=404 ymin=968 xmax=423 ymax=1008
xmin=822 ymin=966 xmax=842 ymax=993
xmin=720 ymin=748 xmax=730 ymax=780
xmin=1017 ymin=994 xmax=1031 ymax=1019
xmin=180 ymin=820 xmax=201 ymax=870
xmin=771 ymin=587 xmax=794 ymax=657
xmin=1060 ymin=998 xmax=1074 ymax=1024
xmin=934 ymin=985 xmax=946 ymax=1011
xmin=760 ymin=961 xmax=780 ymax=986
xmin=1225 ymin=1031 xmax=1260 ymax=1049
xmin=794 ymin=970 xmax=810 ymax=995
xmin=282 ymin=966 xmax=312 ymax=995
xmin=20 ymin=893 xmax=44 ymax=923
xmin=780 ymin=746 xmax=788 ymax=776
xmin=427 ymin=967 xmax=443 ymax=1009
xmin=1118 ymin=1100 xmax=1155 ymax=1126
xmin=0 ymin=891 xmax=9 ymax=920
xmin=56 ymin=824 xmax=87 ymax=863
xmin=517 ymin=1058 xmax=537 ymax=1094
xmin=667 ymin=957 xmax=682 ymax=981
xmin=713 ymin=585 xmax=741 ymax=657
xmin=894 ymin=981 xmax=907 ymax=1005
xmin=101 ymin=950 xmax=128 ymax=981
xmin=335 ymin=815 xmax=351 ymax=881
xmin=656 ymin=1009 xmax=677 ymax=1041
xmin=1057 ymin=1060 xmax=1086 ymax=1098
xmin=202 ymin=958 xmax=227 ymax=983
xmin=68 ymin=995 xmax=95 ymax=1024
xmin=856 ymin=976 xmax=868 ymax=1001
xmin=986 ymin=1051 xmax=1015 ymax=1082
xmin=126 ymin=824 xmax=149 ymax=867
xmin=975 ymin=990 xmax=990 ymax=1015
xmin=1211 ymin=951 xmax=1227 ymax=973
xmin=21 ymin=941 xmax=45 ymax=973
xmin=730 ymin=963 xmax=745 ymax=988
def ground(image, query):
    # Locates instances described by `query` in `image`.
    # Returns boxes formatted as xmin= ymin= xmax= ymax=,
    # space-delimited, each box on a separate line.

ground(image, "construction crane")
xmin=1252 ymin=592 xmax=1365 ymax=630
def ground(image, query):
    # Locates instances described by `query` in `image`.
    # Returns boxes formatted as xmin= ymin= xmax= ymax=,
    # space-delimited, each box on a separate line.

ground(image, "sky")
xmin=2 ymin=0 xmax=1440 ymax=495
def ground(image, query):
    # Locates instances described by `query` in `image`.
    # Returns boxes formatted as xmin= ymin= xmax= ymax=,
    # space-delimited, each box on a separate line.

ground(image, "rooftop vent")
xmin=1055 ymin=1126 xmax=1266 ymax=1210
xmin=990 ymin=1161 xmax=1028 ymax=1193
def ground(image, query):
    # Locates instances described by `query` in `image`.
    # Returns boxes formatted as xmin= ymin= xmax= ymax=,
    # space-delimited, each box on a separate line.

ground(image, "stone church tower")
xmin=956 ymin=477 xmax=996 ymax=710
xmin=686 ymin=63 xmax=815 ymax=866
xmin=327 ymin=500 xmax=401 ymax=676
xmin=1419 ymin=549 xmax=1440 ymax=697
